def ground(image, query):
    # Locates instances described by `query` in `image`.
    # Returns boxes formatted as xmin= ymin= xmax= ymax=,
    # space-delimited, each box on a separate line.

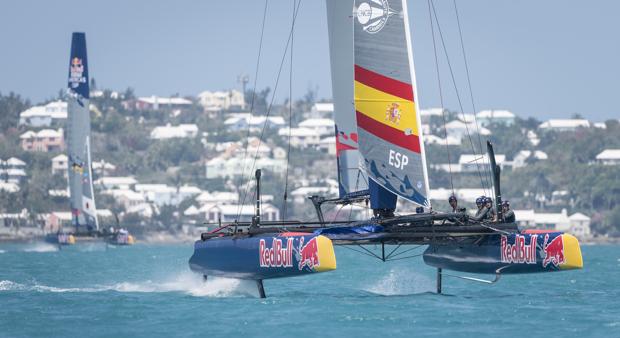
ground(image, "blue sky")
xmin=1 ymin=0 xmax=618 ymax=120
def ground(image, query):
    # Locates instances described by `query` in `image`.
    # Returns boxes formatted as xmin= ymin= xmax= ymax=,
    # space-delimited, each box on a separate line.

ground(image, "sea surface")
xmin=0 ymin=242 xmax=618 ymax=338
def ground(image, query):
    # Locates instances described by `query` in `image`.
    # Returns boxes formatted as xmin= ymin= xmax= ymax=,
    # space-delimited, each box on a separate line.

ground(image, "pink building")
xmin=20 ymin=129 xmax=65 ymax=152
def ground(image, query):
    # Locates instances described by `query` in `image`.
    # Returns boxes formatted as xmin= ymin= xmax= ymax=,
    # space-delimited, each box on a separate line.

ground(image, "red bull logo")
xmin=259 ymin=238 xmax=294 ymax=268
xmin=501 ymin=234 xmax=537 ymax=264
xmin=542 ymin=234 xmax=565 ymax=268
xmin=69 ymin=57 xmax=85 ymax=88
xmin=298 ymin=237 xmax=320 ymax=270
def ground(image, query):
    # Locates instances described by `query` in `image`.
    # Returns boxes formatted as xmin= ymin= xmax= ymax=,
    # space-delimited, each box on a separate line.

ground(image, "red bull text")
xmin=298 ymin=237 xmax=320 ymax=270
xmin=542 ymin=234 xmax=565 ymax=268
xmin=259 ymin=238 xmax=294 ymax=268
xmin=501 ymin=234 xmax=538 ymax=264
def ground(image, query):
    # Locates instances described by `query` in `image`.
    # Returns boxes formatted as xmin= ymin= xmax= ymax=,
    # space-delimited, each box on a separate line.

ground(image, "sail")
xmin=326 ymin=0 xmax=369 ymax=198
xmin=67 ymin=32 xmax=98 ymax=230
xmin=353 ymin=0 xmax=430 ymax=207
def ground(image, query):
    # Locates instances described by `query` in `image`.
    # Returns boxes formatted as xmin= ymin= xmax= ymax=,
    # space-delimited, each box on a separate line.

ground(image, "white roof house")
xmin=539 ymin=119 xmax=590 ymax=132
xmin=196 ymin=191 xmax=239 ymax=205
xmin=476 ymin=110 xmax=515 ymax=126
xmin=595 ymin=149 xmax=620 ymax=165
xmin=198 ymin=89 xmax=245 ymax=111
xmin=513 ymin=209 xmax=591 ymax=239
xmin=137 ymin=96 xmax=192 ymax=108
xmin=19 ymin=101 xmax=68 ymax=127
xmin=5 ymin=157 xmax=26 ymax=167
xmin=444 ymin=120 xmax=491 ymax=140
xmin=298 ymin=118 xmax=335 ymax=137
xmin=206 ymin=156 xmax=286 ymax=179
xmin=511 ymin=150 xmax=549 ymax=169
xmin=150 ymin=124 xmax=199 ymax=139
xmin=224 ymin=114 xmax=285 ymax=132
xmin=308 ymin=102 xmax=334 ymax=118
xmin=0 ymin=182 xmax=19 ymax=193
xmin=424 ymin=134 xmax=462 ymax=146
xmin=201 ymin=203 xmax=280 ymax=222
xmin=278 ymin=127 xmax=321 ymax=148
xmin=94 ymin=176 xmax=137 ymax=190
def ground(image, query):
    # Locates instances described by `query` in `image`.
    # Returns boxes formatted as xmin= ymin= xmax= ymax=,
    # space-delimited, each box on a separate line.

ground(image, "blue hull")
xmin=423 ymin=232 xmax=583 ymax=274
xmin=189 ymin=234 xmax=336 ymax=280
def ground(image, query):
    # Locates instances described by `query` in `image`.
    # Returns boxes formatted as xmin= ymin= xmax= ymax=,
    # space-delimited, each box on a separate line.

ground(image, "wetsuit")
xmin=503 ymin=209 xmax=515 ymax=223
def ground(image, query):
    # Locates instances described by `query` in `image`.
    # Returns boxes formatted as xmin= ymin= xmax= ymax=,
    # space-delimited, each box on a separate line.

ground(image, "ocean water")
xmin=0 ymin=242 xmax=618 ymax=337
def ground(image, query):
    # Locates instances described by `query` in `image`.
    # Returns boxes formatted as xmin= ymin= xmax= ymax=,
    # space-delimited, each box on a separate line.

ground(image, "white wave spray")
xmin=22 ymin=243 xmax=59 ymax=253
xmin=0 ymin=272 xmax=258 ymax=298
xmin=363 ymin=268 xmax=434 ymax=295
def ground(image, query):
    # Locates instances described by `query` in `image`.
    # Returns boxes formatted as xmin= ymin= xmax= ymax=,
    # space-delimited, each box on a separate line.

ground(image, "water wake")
xmin=22 ymin=243 xmax=59 ymax=253
xmin=363 ymin=268 xmax=434 ymax=296
xmin=0 ymin=273 xmax=257 ymax=298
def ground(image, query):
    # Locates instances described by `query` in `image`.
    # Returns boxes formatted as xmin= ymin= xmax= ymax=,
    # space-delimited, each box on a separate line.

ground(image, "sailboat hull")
xmin=189 ymin=234 xmax=336 ymax=280
xmin=423 ymin=232 xmax=583 ymax=274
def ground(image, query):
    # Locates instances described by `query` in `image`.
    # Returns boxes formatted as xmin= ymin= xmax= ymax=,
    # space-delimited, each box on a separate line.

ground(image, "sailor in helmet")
xmin=502 ymin=200 xmax=515 ymax=223
xmin=485 ymin=197 xmax=496 ymax=221
xmin=474 ymin=196 xmax=486 ymax=218
xmin=449 ymin=194 xmax=458 ymax=212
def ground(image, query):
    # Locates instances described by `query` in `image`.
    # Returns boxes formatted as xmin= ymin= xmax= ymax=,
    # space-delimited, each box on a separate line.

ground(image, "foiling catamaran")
xmin=45 ymin=32 xmax=134 ymax=246
xmin=189 ymin=0 xmax=582 ymax=297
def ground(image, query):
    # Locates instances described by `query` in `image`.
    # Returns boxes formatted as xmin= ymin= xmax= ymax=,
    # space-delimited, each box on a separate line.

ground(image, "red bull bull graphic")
xmin=259 ymin=238 xmax=294 ymax=268
xmin=501 ymin=234 xmax=537 ymax=265
xmin=297 ymin=237 xmax=320 ymax=270
xmin=542 ymin=234 xmax=565 ymax=268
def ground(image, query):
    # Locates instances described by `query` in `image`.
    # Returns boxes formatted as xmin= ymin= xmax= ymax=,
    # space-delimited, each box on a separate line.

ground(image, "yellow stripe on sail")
xmin=354 ymin=81 xmax=419 ymax=136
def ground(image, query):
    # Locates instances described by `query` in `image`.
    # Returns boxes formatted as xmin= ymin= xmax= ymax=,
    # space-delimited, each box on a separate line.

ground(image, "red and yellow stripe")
xmin=354 ymin=65 xmax=421 ymax=154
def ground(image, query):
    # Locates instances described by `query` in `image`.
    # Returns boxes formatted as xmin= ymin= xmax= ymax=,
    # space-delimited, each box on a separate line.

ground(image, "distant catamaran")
xmin=189 ymin=0 xmax=582 ymax=298
xmin=46 ymin=32 xmax=133 ymax=245
xmin=67 ymin=32 xmax=99 ymax=234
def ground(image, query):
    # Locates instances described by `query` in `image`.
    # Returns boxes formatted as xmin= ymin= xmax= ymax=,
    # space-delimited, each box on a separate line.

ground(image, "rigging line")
xmin=452 ymin=0 xmax=491 ymax=192
xmin=427 ymin=0 xmax=454 ymax=194
xmin=430 ymin=0 xmax=487 ymax=193
xmin=385 ymin=244 xmax=424 ymax=260
xmin=385 ymin=252 xmax=424 ymax=262
xmin=282 ymin=0 xmax=296 ymax=219
xmin=339 ymin=245 xmax=383 ymax=260
xmin=238 ymin=0 xmax=304 ymax=218
xmin=235 ymin=0 xmax=269 ymax=221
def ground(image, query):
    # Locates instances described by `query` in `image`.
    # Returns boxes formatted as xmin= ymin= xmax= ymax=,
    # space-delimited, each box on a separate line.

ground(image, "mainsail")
xmin=326 ymin=0 xmax=369 ymax=198
xmin=67 ymin=32 xmax=99 ymax=230
xmin=353 ymin=0 xmax=430 ymax=207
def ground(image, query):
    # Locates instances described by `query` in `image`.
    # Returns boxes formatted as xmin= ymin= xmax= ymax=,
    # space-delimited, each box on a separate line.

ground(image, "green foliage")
xmin=0 ymin=92 xmax=29 ymax=132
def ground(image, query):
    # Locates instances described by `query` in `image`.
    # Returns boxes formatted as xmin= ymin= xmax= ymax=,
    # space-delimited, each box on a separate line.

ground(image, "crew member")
xmin=502 ymin=200 xmax=515 ymax=223
xmin=485 ymin=197 xmax=496 ymax=221
xmin=449 ymin=195 xmax=458 ymax=212
xmin=471 ymin=196 xmax=489 ymax=222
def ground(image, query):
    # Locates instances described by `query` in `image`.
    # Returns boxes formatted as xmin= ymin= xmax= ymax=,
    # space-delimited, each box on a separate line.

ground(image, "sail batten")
xmin=354 ymin=0 xmax=430 ymax=208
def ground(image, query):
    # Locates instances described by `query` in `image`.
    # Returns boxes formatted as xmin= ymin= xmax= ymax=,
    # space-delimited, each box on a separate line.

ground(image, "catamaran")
xmin=189 ymin=0 xmax=582 ymax=297
xmin=46 ymin=32 xmax=134 ymax=246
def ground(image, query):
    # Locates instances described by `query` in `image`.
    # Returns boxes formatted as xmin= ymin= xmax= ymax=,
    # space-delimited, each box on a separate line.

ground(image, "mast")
xmin=353 ymin=0 xmax=430 ymax=211
xmin=326 ymin=0 xmax=369 ymax=198
xmin=67 ymin=32 xmax=98 ymax=232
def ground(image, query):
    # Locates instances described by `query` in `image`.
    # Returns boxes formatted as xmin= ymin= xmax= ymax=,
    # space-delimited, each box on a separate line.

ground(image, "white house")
xmin=94 ymin=176 xmax=137 ymax=190
xmin=420 ymin=108 xmax=444 ymax=123
xmin=424 ymin=134 xmax=461 ymax=146
xmin=514 ymin=209 xmax=591 ymax=239
xmin=476 ymin=110 xmax=515 ymax=126
xmin=224 ymin=113 xmax=285 ymax=132
xmin=298 ymin=118 xmax=335 ymax=137
xmin=444 ymin=120 xmax=491 ymax=140
xmin=308 ymin=102 xmax=334 ymax=118
xmin=201 ymin=203 xmax=280 ymax=223
xmin=20 ymin=129 xmax=65 ymax=152
xmin=51 ymin=154 xmax=68 ymax=176
xmin=195 ymin=191 xmax=238 ymax=205
xmin=511 ymin=150 xmax=548 ymax=169
xmin=135 ymin=184 xmax=201 ymax=206
xmin=132 ymin=96 xmax=193 ymax=110
xmin=150 ymin=124 xmax=199 ymax=139
xmin=595 ymin=149 xmax=620 ymax=165
xmin=539 ymin=119 xmax=590 ymax=132
xmin=19 ymin=101 xmax=68 ymax=127
xmin=278 ymin=127 xmax=320 ymax=148
xmin=198 ymin=90 xmax=245 ymax=111
xmin=206 ymin=156 xmax=286 ymax=179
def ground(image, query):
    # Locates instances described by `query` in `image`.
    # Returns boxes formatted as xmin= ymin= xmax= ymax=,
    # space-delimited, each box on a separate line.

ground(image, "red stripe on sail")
xmin=356 ymin=111 xmax=421 ymax=154
xmin=354 ymin=65 xmax=414 ymax=102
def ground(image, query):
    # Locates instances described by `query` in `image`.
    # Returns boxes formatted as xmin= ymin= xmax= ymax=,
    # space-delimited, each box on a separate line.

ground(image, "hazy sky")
xmin=1 ymin=0 xmax=619 ymax=120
